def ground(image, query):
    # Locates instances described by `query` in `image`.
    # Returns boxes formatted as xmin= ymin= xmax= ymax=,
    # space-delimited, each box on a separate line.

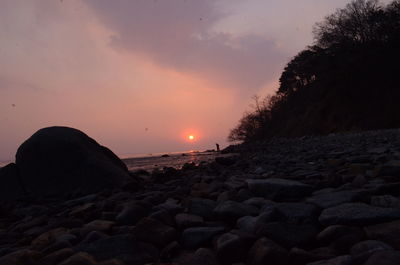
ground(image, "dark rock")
xmin=39 ymin=248 xmax=74 ymax=265
xmin=273 ymin=202 xmax=319 ymax=224
xmin=0 ymin=163 xmax=25 ymax=201
xmin=380 ymin=160 xmax=400 ymax=176
xmin=64 ymin=194 xmax=98 ymax=207
xmin=31 ymin=228 xmax=69 ymax=251
xmin=256 ymin=222 xmax=318 ymax=248
xmin=350 ymin=240 xmax=393 ymax=262
xmin=217 ymin=190 xmax=237 ymax=202
xmin=347 ymin=163 xmax=370 ymax=175
xmin=0 ymin=247 xmax=18 ymax=258
xmin=75 ymin=234 xmax=158 ymax=264
xmin=316 ymin=225 xmax=365 ymax=246
xmin=215 ymin=156 xmax=236 ymax=166
xmin=214 ymin=200 xmax=258 ymax=220
xmin=364 ymin=250 xmax=400 ymax=265
xmin=0 ymin=249 xmax=41 ymax=265
xmin=111 ymin=226 xmax=130 ymax=235
xmin=57 ymin=252 xmax=97 ymax=265
xmin=247 ymin=237 xmax=288 ymax=265
xmin=80 ymin=231 xmax=108 ymax=244
xmin=365 ymin=220 xmax=400 ymax=249
xmin=80 ymin=220 xmax=114 ymax=237
xmin=115 ymin=201 xmax=151 ymax=226
xmin=330 ymin=231 xmax=366 ymax=254
xmin=243 ymin=197 xmax=269 ymax=208
xmin=131 ymin=217 xmax=176 ymax=247
xmin=13 ymin=204 xmax=49 ymax=218
xmin=15 ymin=126 xmax=130 ymax=198
xmin=99 ymin=259 xmax=125 ymax=265
xmin=237 ymin=188 xmax=253 ymax=201
xmin=215 ymin=232 xmax=254 ymax=265
xmin=236 ymin=216 xmax=258 ymax=235
xmin=308 ymin=255 xmax=352 ymax=265
xmin=352 ymin=175 xmax=367 ymax=188
xmin=175 ymin=213 xmax=204 ymax=229
xmin=149 ymin=209 xmax=175 ymax=227
xmin=160 ymin=241 xmax=180 ymax=261
xmin=48 ymin=218 xmax=84 ymax=230
xmin=153 ymin=201 xmax=183 ymax=215
xmin=319 ymin=203 xmax=400 ymax=226
xmin=69 ymin=203 xmax=96 ymax=219
xmin=55 ymin=233 xmax=79 ymax=245
xmin=11 ymin=215 xmax=47 ymax=233
xmin=42 ymin=240 xmax=72 ymax=256
xmin=289 ymin=247 xmax=336 ymax=265
xmin=374 ymin=182 xmax=400 ymax=196
xmin=247 ymin=178 xmax=313 ymax=200
xmin=370 ymin=195 xmax=400 ymax=208
xmin=306 ymin=190 xmax=359 ymax=209
xmin=101 ymin=211 xmax=116 ymax=221
xmin=237 ymin=211 xmax=280 ymax=234
xmin=178 ymin=248 xmax=219 ymax=265
xmin=188 ymin=198 xmax=217 ymax=220
xmin=181 ymin=226 xmax=225 ymax=249
xmin=0 ymin=231 xmax=23 ymax=246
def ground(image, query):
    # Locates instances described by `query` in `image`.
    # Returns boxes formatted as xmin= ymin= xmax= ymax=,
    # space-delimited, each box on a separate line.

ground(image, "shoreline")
xmin=0 ymin=149 xmax=222 ymax=170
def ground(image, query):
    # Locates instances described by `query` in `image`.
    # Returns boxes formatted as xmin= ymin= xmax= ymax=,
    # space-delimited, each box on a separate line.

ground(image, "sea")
xmin=0 ymin=150 xmax=227 ymax=172
xmin=121 ymin=150 xmax=223 ymax=172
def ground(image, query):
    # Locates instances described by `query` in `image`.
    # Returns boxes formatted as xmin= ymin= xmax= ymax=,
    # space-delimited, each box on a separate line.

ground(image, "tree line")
xmin=229 ymin=0 xmax=400 ymax=142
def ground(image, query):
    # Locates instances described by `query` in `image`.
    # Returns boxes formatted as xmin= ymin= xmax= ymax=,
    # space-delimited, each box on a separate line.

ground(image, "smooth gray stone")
xmin=319 ymin=203 xmax=400 ymax=226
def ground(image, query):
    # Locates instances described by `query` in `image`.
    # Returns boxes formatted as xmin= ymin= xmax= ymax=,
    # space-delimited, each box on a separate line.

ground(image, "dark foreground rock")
xmin=0 ymin=163 xmax=25 ymax=200
xmin=15 ymin=126 xmax=131 ymax=198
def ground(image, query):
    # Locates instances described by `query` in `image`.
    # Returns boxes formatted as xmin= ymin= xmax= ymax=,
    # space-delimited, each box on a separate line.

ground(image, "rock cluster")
xmin=1 ymin=128 xmax=400 ymax=264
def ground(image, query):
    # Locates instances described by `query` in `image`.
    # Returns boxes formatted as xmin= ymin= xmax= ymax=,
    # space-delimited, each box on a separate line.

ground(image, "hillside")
xmin=229 ymin=0 xmax=400 ymax=142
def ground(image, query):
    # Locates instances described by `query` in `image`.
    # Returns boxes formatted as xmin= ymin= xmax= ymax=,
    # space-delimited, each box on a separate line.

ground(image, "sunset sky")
xmin=0 ymin=0 xmax=391 ymax=161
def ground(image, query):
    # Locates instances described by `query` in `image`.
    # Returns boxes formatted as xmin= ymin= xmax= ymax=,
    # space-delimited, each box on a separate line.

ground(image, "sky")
xmin=0 ymin=0 xmax=391 ymax=161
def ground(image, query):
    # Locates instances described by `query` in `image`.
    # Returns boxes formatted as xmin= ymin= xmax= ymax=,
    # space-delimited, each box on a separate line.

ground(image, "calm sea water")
xmin=122 ymin=151 xmax=222 ymax=172
xmin=0 ymin=151 xmax=224 ymax=172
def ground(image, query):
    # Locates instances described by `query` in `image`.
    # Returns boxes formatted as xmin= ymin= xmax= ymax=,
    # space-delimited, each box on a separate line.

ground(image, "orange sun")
xmin=188 ymin=135 xmax=195 ymax=141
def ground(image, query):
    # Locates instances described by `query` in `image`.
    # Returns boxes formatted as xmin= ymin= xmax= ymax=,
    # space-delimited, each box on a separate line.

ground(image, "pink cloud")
xmin=85 ymin=0 xmax=287 ymax=95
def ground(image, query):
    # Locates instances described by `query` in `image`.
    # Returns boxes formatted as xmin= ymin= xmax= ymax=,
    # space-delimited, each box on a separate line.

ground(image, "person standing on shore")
xmin=216 ymin=143 xmax=220 ymax=152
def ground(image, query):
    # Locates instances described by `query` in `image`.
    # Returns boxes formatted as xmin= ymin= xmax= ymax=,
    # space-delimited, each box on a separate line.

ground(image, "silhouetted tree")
xmin=313 ymin=0 xmax=383 ymax=47
xmin=229 ymin=0 xmax=400 ymax=143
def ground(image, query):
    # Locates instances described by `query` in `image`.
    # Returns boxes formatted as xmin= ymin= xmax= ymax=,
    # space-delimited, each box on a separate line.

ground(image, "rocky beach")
xmin=1 ymin=127 xmax=400 ymax=265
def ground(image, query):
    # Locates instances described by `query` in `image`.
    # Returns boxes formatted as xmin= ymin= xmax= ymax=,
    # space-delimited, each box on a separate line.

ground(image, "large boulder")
xmin=0 ymin=163 xmax=26 ymax=200
xmin=15 ymin=126 xmax=130 ymax=198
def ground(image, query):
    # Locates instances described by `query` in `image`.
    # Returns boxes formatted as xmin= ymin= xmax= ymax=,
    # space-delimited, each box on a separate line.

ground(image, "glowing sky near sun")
xmin=0 ymin=0 xmax=392 ymax=161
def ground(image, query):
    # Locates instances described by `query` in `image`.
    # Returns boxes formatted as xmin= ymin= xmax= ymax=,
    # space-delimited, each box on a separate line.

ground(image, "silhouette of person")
xmin=216 ymin=143 xmax=220 ymax=152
